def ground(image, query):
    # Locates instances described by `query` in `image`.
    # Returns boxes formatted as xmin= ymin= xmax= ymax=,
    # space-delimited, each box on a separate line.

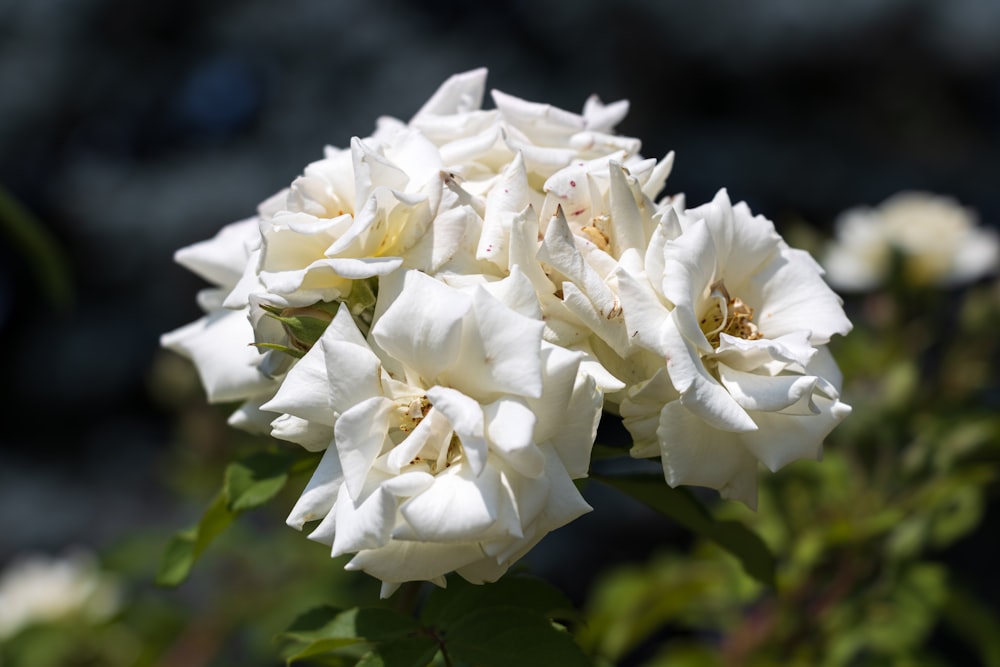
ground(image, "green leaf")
xmin=155 ymin=492 xmax=235 ymax=586
xmin=943 ymin=585 xmax=1000 ymax=667
xmin=446 ymin=607 xmax=591 ymax=667
xmin=0 ymin=183 xmax=73 ymax=310
xmin=594 ymin=474 xmax=776 ymax=587
xmin=224 ymin=449 xmax=296 ymax=512
xmin=282 ymin=606 xmax=424 ymax=665
xmin=421 ymin=574 xmax=577 ymax=627
xmin=284 ymin=606 xmax=420 ymax=643
xmin=356 ymin=636 xmax=440 ymax=667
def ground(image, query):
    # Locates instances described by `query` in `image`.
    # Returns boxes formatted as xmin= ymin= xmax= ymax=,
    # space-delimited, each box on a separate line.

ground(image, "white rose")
xmin=617 ymin=189 xmax=852 ymax=507
xmin=823 ymin=191 xmax=999 ymax=290
xmin=262 ymin=269 xmax=602 ymax=596
xmin=0 ymin=550 xmax=121 ymax=640
xmin=160 ymin=218 xmax=280 ymax=432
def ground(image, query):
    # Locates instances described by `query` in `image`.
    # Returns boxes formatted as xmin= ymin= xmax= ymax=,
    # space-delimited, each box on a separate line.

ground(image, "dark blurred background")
xmin=1 ymin=0 xmax=998 ymax=587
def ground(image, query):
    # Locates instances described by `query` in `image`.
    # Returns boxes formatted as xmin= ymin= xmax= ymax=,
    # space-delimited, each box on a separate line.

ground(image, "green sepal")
xmin=251 ymin=342 xmax=305 ymax=359
xmin=345 ymin=277 xmax=378 ymax=316
xmin=265 ymin=309 xmax=336 ymax=351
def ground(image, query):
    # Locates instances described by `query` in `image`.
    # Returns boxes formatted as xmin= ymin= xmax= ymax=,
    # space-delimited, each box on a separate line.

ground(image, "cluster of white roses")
xmin=163 ymin=69 xmax=852 ymax=596
xmin=823 ymin=191 xmax=999 ymax=291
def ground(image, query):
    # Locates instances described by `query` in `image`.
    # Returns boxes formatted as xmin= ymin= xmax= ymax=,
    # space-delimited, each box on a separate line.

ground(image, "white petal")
xmin=484 ymin=397 xmax=542 ymax=477
xmin=270 ymin=414 xmax=334 ymax=451
xmin=335 ymin=396 xmax=395 ymax=501
xmin=450 ymin=285 xmax=545 ymax=399
xmin=402 ymin=205 xmax=475 ymax=273
xmin=396 ymin=465 xmax=504 ymax=541
xmin=712 ymin=330 xmax=816 ymax=373
xmin=331 ymin=484 xmax=397 ymax=557
xmin=616 ymin=266 xmax=671 ymax=356
xmin=345 ymin=539 xmax=485 ymax=585
xmin=481 ymin=265 xmax=543 ymax=321
xmin=484 ymin=445 xmax=592 ymax=566
xmin=324 ymin=256 xmax=404 ymax=278
xmin=381 ymin=471 xmax=436 ymax=498
xmin=425 ymin=386 xmax=488 ymax=477
xmin=477 ymin=152 xmax=529 ymax=269
xmin=492 ymin=89 xmax=585 ymax=140
xmin=663 ymin=319 xmax=757 ymax=433
xmin=741 ymin=396 xmax=852 ymax=472
xmin=608 ymin=162 xmax=646 ymax=256
xmin=716 ymin=364 xmax=820 ymax=413
xmin=621 ymin=368 xmax=678 ymax=458
xmin=227 ymin=397 xmax=279 ymax=435
xmin=657 ymin=400 xmax=759 ymax=509
xmin=749 ymin=247 xmax=852 ymax=344
xmin=532 ymin=345 xmax=602 ymax=479
xmin=641 ymin=152 xmax=674 ymax=202
xmin=412 ymin=68 xmax=487 ymax=119
xmin=287 ymin=445 xmax=344 ymax=530
xmin=161 ymin=308 xmax=275 ymax=404
xmin=582 ymin=95 xmax=629 ymax=131
xmin=351 ymin=137 xmax=409 ymax=203
xmin=372 ymin=271 xmax=470 ymax=383
xmin=175 ymin=218 xmax=260 ymax=288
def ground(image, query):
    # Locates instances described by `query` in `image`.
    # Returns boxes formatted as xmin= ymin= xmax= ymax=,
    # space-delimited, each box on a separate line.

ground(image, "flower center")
xmin=397 ymin=396 xmax=432 ymax=433
xmin=699 ymin=279 xmax=762 ymax=347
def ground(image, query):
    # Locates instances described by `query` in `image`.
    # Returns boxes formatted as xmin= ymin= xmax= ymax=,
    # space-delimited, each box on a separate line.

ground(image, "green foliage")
xmin=157 ymin=447 xmax=310 ymax=587
xmin=579 ymin=275 xmax=1000 ymax=666
xmin=281 ymin=576 xmax=591 ymax=667
xmin=594 ymin=474 xmax=776 ymax=588
xmin=0 ymin=183 xmax=73 ymax=310
xmin=224 ymin=448 xmax=298 ymax=512
xmin=155 ymin=491 xmax=235 ymax=587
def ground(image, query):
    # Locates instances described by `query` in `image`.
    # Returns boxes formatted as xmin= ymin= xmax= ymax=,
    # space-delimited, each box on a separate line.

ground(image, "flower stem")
xmin=393 ymin=580 xmax=424 ymax=616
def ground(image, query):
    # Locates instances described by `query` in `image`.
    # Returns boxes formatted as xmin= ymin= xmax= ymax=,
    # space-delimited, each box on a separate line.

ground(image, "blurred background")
xmin=1 ymin=1 xmax=999 ymax=665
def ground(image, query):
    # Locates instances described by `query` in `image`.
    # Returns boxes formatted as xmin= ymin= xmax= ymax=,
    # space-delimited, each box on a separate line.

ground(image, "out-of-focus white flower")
xmin=262 ymin=269 xmax=602 ymax=596
xmin=617 ymin=189 xmax=852 ymax=507
xmin=160 ymin=218 xmax=280 ymax=433
xmin=0 ymin=550 xmax=121 ymax=640
xmin=823 ymin=191 xmax=999 ymax=290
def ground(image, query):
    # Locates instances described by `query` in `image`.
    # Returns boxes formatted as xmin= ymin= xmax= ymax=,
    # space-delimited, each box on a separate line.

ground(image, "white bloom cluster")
xmin=163 ymin=69 xmax=852 ymax=594
xmin=0 ymin=549 xmax=121 ymax=640
xmin=823 ymin=191 xmax=999 ymax=290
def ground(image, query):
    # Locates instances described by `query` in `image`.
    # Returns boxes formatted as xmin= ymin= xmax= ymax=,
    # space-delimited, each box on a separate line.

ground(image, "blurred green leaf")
xmin=224 ymin=449 xmax=296 ymax=512
xmin=421 ymin=574 xmax=577 ymax=627
xmin=282 ymin=606 xmax=423 ymax=665
xmin=446 ymin=607 xmax=591 ymax=667
xmin=943 ymin=585 xmax=1000 ymax=667
xmin=155 ymin=492 xmax=235 ymax=586
xmin=355 ymin=636 xmax=440 ymax=667
xmin=0 ymin=183 xmax=73 ymax=310
xmin=594 ymin=474 xmax=776 ymax=587
xmin=157 ymin=448 xmax=315 ymax=587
